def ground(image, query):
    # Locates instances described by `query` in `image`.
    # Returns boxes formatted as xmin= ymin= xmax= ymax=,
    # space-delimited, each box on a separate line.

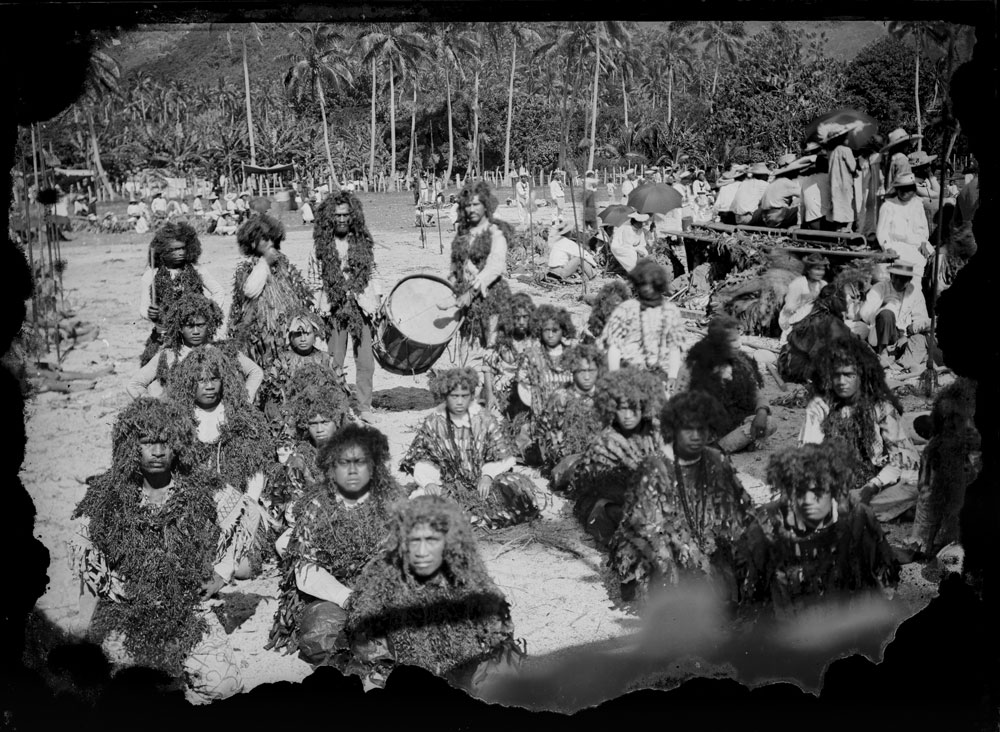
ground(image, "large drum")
xmin=372 ymin=273 xmax=462 ymax=375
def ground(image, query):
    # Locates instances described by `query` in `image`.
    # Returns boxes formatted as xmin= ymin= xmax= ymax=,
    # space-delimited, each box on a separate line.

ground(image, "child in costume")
xmin=609 ymin=390 xmax=757 ymax=603
xmin=481 ymin=292 xmax=536 ymax=419
xmin=401 ymin=368 xmax=540 ymax=529
xmin=126 ymin=290 xmax=263 ymax=401
xmin=267 ymin=425 xmax=403 ymax=662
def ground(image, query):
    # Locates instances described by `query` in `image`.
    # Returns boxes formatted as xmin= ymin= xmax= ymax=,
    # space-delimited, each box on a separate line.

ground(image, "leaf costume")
xmin=608 ymin=446 xmax=758 ymax=603
xmin=345 ymin=497 xmax=524 ymax=684
xmin=450 ymin=221 xmax=514 ymax=346
xmin=227 ymin=252 xmax=314 ymax=374
xmin=268 ymin=478 xmax=404 ymax=653
xmin=686 ymin=342 xmax=764 ymax=435
xmin=311 ymin=210 xmax=377 ymax=342
xmin=73 ymin=468 xmax=222 ymax=676
xmin=139 ymin=264 xmax=209 ymax=366
xmin=400 ymin=404 xmax=539 ymax=529
xmin=532 ymin=386 xmax=601 ymax=474
xmin=740 ymin=500 xmax=900 ymax=619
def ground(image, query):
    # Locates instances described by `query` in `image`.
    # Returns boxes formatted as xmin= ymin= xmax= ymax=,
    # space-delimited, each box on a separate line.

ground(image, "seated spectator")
xmin=546 ymin=218 xmax=597 ymax=282
xmin=751 ymin=153 xmax=807 ymax=228
xmin=859 ymin=262 xmax=935 ymax=372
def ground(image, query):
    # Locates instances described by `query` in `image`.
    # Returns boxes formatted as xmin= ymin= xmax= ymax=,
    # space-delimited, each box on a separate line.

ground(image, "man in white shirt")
xmin=515 ymin=174 xmax=530 ymax=225
xmin=609 ymin=211 xmax=651 ymax=274
xmin=877 ymin=172 xmax=930 ymax=281
xmin=548 ymin=172 xmax=565 ymax=215
xmin=547 ymin=218 xmax=597 ymax=281
xmin=713 ymin=164 xmax=746 ymax=224
xmin=620 ymin=169 xmax=638 ymax=205
xmin=731 ymin=162 xmax=771 ymax=224
xmin=860 ymin=262 xmax=933 ymax=372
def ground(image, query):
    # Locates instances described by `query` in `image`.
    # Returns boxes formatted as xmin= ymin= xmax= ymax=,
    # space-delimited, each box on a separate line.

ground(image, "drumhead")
xmin=385 ymin=274 xmax=461 ymax=346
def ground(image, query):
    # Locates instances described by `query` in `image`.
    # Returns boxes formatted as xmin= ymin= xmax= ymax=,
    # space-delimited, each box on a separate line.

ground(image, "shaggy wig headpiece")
xmin=531 ymin=304 xmax=577 ymax=340
xmin=284 ymin=306 xmax=327 ymax=344
xmin=456 ymin=180 xmax=499 ymax=232
xmin=498 ymin=293 xmax=536 ymax=335
xmin=929 ymin=377 xmax=977 ymax=435
xmin=659 ymin=390 xmax=729 ymax=442
xmin=384 ymin=495 xmax=488 ymax=584
xmin=767 ymin=439 xmax=858 ymax=500
xmin=165 ymin=343 xmax=250 ymax=416
xmin=560 ymin=342 xmax=606 ymax=372
xmin=586 ymin=280 xmax=634 ymax=338
xmin=316 ymin=423 xmax=393 ymax=493
xmin=236 ymin=214 xmax=285 ymax=256
xmin=628 ymin=258 xmax=670 ymax=294
xmin=593 ymin=367 xmax=665 ymax=425
xmin=150 ymin=222 xmax=202 ymax=266
xmin=429 ymin=367 xmax=480 ymax=402
xmin=287 ymin=383 xmax=354 ymax=440
xmin=162 ymin=290 xmax=224 ymax=349
xmin=110 ymin=397 xmax=198 ymax=482
xmin=810 ymin=337 xmax=902 ymax=414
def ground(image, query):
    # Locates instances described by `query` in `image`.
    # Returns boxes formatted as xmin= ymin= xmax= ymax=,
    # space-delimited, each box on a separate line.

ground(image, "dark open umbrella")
xmin=627 ymin=183 xmax=682 ymax=215
xmin=804 ymin=108 xmax=878 ymax=151
xmin=598 ymin=204 xmax=636 ymax=227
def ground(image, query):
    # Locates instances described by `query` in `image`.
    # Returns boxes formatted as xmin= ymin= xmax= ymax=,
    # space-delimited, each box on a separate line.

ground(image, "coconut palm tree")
xmin=655 ymin=23 xmax=696 ymax=129
xmin=692 ymin=21 xmax=747 ymax=107
xmin=279 ymin=23 xmax=354 ymax=190
xmin=356 ymin=23 xmax=429 ymax=189
xmin=501 ymin=23 xmax=543 ymax=184
xmin=584 ymin=21 xmax=632 ymax=170
xmin=886 ymin=20 xmax=949 ymax=151
xmin=419 ymin=22 xmax=479 ymax=189
xmin=222 ymin=23 xmax=264 ymax=167
xmin=534 ymin=22 xmax=590 ymax=169
xmin=80 ymin=31 xmax=122 ymax=199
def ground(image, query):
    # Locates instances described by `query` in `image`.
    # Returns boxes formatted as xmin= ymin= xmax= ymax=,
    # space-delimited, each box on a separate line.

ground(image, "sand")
xmin=19 ymin=191 xmax=941 ymax=700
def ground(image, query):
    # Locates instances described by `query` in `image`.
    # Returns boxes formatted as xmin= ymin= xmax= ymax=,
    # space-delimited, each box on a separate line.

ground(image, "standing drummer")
xmin=307 ymin=191 xmax=383 ymax=424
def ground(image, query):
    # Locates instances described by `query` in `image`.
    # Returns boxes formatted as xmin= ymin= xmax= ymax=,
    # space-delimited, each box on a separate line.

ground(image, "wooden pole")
xmin=18 ymin=143 xmax=40 ymax=356
xmin=435 ymin=198 xmax=443 ymax=255
xmin=565 ymin=167 xmax=588 ymax=297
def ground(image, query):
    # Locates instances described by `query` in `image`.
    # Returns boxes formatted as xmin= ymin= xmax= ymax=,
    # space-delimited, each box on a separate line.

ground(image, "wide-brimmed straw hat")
xmin=208 ymin=193 xmax=219 ymax=200
xmin=908 ymin=150 xmax=938 ymax=168
xmin=240 ymin=190 xmax=251 ymax=197
xmin=881 ymin=127 xmax=923 ymax=153
xmin=749 ymin=162 xmax=772 ymax=176
xmin=224 ymin=192 xmax=236 ymax=202
xmin=552 ymin=217 xmax=575 ymax=237
xmin=892 ymin=172 xmax=918 ymax=189
xmin=802 ymin=253 xmax=829 ymax=268
xmin=775 ymin=154 xmax=816 ymax=176
xmin=803 ymin=140 xmax=822 ymax=155
xmin=775 ymin=153 xmax=798 ymax=168
xmin=628 ymin=211 xmax=650 ymax=223
xmin=887 ymin=262 xmax=916 ymax=278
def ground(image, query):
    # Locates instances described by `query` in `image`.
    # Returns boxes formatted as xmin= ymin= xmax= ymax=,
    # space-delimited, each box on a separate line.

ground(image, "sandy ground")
xmin=20 ymin=191 xmax=941 ymax=701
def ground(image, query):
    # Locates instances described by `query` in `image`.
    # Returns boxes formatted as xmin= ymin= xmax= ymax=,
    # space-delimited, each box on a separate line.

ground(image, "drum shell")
xmin=371 ymin=273 xmax=461 ymax=375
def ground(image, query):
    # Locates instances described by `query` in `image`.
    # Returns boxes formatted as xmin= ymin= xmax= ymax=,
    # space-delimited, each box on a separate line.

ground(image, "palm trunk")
xmin=85 ymin=108 xmax=115 ymax=199
xmin=406 ymin=82 xmax=417 ymax=182
xmin=389 ymin=56 xmax=397 ymax=189
xmin=243 ymin=36 xmax=257 ymax=166
xmin=914 ymin=38 xmax=922 ymax=151
xmin=504 ymin=38 xmax=517 ymax=186
xmin=588 ymin=31 xmax=600 ymax=171
xmin=317 ymin=78 xmax=339 ymax=190
xmin=472 ymin=68 xmax=480 ymax=177
xmin=667 ymin=67 xmax=673 ymax=128
xmin=621 ymin=72 xmax=629 ymax=130
xmin=444 ymin=65 xmax=455 ymax=190
xmin=369 ymin=58 xmax=377 ymax=188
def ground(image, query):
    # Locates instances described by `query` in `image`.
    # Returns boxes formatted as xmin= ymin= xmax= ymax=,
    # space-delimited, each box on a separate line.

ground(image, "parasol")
xmin=627 ymin=183 xmax=682 ymax=215
xmin=599 ymin=204 xmax=636 ymax=228
xmin=804 ymin=108 xmax=879 ymax=151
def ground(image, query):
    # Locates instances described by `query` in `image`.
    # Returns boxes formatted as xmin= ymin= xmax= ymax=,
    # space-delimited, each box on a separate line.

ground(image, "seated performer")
xmin=570 ymin=366 xmax=666 ymax=547
xmin=532 ymin=343 xmax=604 ymax=478
xmin=258 ymin=310 xmax=351 ymax=429
xmin=71 ymin=398 xmax=242 ymax=703
xmin=138 ymin=221 xmax=226 ymax=366
xmin=776 ymin=284 xmax=853 ymax=385
xmin=902 ymin=378 xmax=980 ymax=561
xmin=859 ymin=262 xmax=934 ymax=373
xmin=126 ymin=291 xmax=263 ymax=401
xmin=400 ymin=368 xmax=540 ymax=529
xmin=799 ymin=337 xmax=919 ymax=521
xmin=583 ymin=279 xmax=633 ymax=343
xmin=481 ymin=293 xmax=536 ymax=418
xmin=267 ymin=425 xmax=403 ymax=662
xmin=515 ymin=304 xmax=576 ymax=410
xmin=344 ymin=495 xmax=524 ymax=688
xmin=166 ymin=345 xmax=277 ymax=582
xmin=609 ymin=390 xmax=756 ymax=603
xmin=602 ymin=258 xmax=684 ymax=393
xmin=677 ymin=315 xmax=775 ymax=453
xmin=740 ymin=441 xmax=900 ymax=620
xmin=267 ymin=382 xmax=356 ymax=548
xmin=228 ymin=214 xmax=315 ymax=374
